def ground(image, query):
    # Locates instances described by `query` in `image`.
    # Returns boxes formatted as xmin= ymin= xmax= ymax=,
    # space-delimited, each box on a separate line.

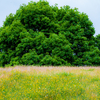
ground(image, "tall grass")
xmin=0 ymin=67 xmax=100 ymax=100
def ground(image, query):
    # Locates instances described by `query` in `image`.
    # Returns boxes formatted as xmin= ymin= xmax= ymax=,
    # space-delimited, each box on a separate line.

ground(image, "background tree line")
xmin=0 ymin=0 xmax=100 ymax=67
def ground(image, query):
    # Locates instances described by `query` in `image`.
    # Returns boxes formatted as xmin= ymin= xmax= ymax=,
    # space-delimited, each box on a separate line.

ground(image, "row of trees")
xmin=0 ymin=0 xmax=100 ymax=67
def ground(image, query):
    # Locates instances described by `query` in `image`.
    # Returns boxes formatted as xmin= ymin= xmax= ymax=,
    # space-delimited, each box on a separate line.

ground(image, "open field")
xmin=0 ymin=66 xmax=100 ymax=100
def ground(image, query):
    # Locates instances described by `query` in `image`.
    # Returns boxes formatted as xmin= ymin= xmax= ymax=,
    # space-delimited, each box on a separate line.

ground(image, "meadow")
xmin=0 ymin=66 xmax=100 ymax=100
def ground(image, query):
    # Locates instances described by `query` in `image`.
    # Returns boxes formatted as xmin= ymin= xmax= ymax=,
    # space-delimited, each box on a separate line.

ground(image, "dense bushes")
xmin=0 ymin=0 xmax=99 ymax=67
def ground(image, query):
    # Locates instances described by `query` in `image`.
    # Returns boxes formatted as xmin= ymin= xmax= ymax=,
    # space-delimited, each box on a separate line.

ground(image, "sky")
xmin=0 ymin=0 xmax=100 ymax=36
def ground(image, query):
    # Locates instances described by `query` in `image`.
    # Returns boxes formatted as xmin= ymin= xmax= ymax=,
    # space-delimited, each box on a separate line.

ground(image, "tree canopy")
xmin=0 ymin=0 xmax=99 ymax=67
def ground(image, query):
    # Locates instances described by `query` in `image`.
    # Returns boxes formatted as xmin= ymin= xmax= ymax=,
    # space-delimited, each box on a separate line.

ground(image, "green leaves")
xmin=0 ymin=0 xmax=99 ymax=67
xmin=39 ymin=55 xmax=71 ymax=66
xmin=21 ymin=50 xmax=39 ymax=65
xmin=3 ymin=13 xmax=15 ymax=27
xmin=0 ymin=52 xmax=9 ymax=67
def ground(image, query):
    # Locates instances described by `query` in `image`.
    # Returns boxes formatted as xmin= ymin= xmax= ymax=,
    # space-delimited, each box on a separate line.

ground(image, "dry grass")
xmin=0 ymin=66 xmax=100 ymax=78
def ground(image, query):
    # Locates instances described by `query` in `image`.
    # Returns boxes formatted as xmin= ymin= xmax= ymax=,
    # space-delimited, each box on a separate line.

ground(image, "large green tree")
xmin=0 ymin=0 xmax=99 ymax=67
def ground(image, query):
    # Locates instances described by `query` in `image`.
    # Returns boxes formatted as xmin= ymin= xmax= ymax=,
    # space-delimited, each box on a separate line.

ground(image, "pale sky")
xmin=0 ymin=0 xmax=100 ymax=36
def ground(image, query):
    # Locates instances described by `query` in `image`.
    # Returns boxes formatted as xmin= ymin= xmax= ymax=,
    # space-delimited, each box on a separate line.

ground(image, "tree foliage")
xmin=0 ymin=0 xmax=99 ymax=67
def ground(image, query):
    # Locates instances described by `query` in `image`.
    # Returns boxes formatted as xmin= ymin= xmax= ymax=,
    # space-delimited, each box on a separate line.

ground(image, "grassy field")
xmin=0 ymin=66 xmax=100 ymax=100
